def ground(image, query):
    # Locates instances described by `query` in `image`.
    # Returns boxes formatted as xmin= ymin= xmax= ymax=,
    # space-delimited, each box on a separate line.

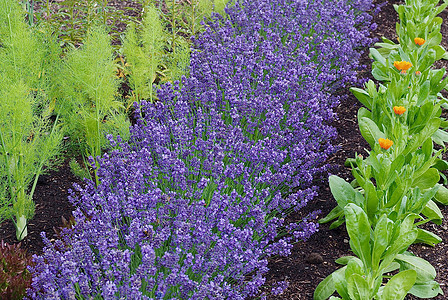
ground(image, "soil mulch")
xmin=0 ymin=0 xmax=447 ymax=299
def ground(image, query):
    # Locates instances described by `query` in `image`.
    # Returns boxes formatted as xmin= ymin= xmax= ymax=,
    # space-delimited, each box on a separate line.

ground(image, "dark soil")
xmin=0 ymin=0 xmax=447 ymax=299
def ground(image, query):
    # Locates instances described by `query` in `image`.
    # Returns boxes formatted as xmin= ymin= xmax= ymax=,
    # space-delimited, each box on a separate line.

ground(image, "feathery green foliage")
xmin=122 ymin=0 xmax=228 ymax=104
xmin=0 ymin=0 xmax=63 ymax=241
xmin=57 ymin=25 xmax=130 ymax=185
xmin=123 ymin=4 xmax=165 ymax=104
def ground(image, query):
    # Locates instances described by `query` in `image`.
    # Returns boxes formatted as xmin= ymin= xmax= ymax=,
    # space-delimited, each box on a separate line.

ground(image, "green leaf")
xmin=370 ymin=48 xmax=387 ymax=66
xmin=409 ymin=281 xmax=443 ymax=298
xmin=358 ymin=117 xmax=385 ymax=149
xmin=335 ymin=256 xmax=356 ymax=265
xmin=350 ymin=87 xmax=372 ymax=110
xmin=348 ymin=274 xmax=370 ymax=300
xmin=329 ymin=175 xmax=357 ymax=208
xmin=433 ymin=159 xmax=448 ymax=171
xmin=319 ymin=205 xmax=343 ymax=224
xmin=395 ymin=254 xmax=436 ymax=283
xmin=403 ymin=118 xmax=441 ymax=156
xmin=381 ymin=270 xmax=417 ymax=300
xmin=411 ymin=168 xmax=440 ymax=189
xmin=382 ymin=261 xmax=400 ymax=274
xmin=432 ymin=129 xmax=448 ymax=146
xmin=314 ymin=272 xmax=337 ymax=300
xmin=344 ymin=204 xmax=372 ymax=267
xmin=372 ymin=215 xmax=391 ymax=270
xmin=333 ymin=265 xmax=350 ymax=300
xmin=329 ymin=215 xmax=346 ymax=229
xmin=380 ymin=228 xmax=417 ymax=271
xmin=434 ymin=185 xmax=448 ymax=205
xmin=385 ymin=184 xmax=405 ymax=208
xmin=421 ymin=200 xmax=443 ymax=225
xmin=433 ymin=45 xmax=447 ymax=61
xmin=364 ymin=180 xmax=378 ymax=220
xmin=415 ymin=228 xmax=442 ymax=247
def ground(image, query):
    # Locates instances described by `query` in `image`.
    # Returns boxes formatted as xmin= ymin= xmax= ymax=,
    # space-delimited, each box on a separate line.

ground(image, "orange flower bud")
xmin=393 ymin=106 xmax=406 ymax=115
xmin=415 ymin=70 xmax=421 ymax=75
xmin=414 ymin=37 xmax=425 ymax=46
xmin=379 ymin=138 xmax=393 ymax=150
xmin=394 ymin=61 xmax=412 ymax=71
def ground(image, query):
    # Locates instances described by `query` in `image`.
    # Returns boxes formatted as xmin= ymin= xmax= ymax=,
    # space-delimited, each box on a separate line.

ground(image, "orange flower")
xmin=414 ymin=37 xmax=425 ymax=46
xmin=379 ymin=138 xmax=393 ymax=150
xmin=394 ymin=61 xmax=412 ymax=71
xmin=393 ymin=106 xmax=406 ymax=115
xmin=415 ymin=70 xmax=421 ymax=75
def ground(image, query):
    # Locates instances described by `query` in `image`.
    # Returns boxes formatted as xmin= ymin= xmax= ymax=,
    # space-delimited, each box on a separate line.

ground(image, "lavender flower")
xmin=28 ymin=0 xmax=374 ymax=298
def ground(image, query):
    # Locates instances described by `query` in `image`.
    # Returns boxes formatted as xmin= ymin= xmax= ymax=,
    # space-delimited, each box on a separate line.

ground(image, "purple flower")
xmin=28 ymin=0 xmax=373 ymax=298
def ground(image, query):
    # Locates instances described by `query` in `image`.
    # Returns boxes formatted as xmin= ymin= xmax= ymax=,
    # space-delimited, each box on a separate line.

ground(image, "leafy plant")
xmin=123 ymin=4 xmax=165 ymax=105
xmin=0 ymin=241 xmax=34 ymax=300
xmin=317 ymin=0 xmax=448 ymax=298
xmin=0 ymin=0 xmax=63 ymax=241
xmin=29 ymin=0 xmax=135 ymax=50
xmin=55 ymin=25 xmax=130 ymax=186
xmin=315 ymin=204 xmax=442 ymax=300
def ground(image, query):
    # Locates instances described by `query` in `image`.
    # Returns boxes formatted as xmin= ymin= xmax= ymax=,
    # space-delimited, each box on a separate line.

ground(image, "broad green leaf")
xmin=348 ymin=274 xmax=370 ymax=300
xmin=335 ymin=256 xmax=356 ymax=265
xmin=395 ymin=254 xmax=436 ymax=283
xmin=433 ymin=159 xmax=448 ymax=171
xmin=372 ymin=215 xmax=391 ymax=270
xmin=333 ymin=266 xmax=350 ymax=300
xmin=370 ymin=48 xmax=387 ymax=66
xmin=357 ymin=107 xmax=371 ymax=122
xmin=358 ymin=117 xmax=385 ymax=149
xmin=409 ymin=186 xmax=439 ymax=215
xmin=382 ymin=261 xmax=400 ymax=274
xmin=385 ymin=184 xmax=405 ymax=208
xmin=417 ymin=81 xmax=430 ymax=106
xmin=364 ymin=180 xmax=378 ymax=219
xmin=434 ymin=185 xmax=448 ymax=205
xmin=381 ymin=270 xmax=417 ymax=300
xmin=415 ymin=228 xmax=442 ymax=247
xmin=345 ymin=257 xmax=363 ymax=277
xmin=432 ymin=129 xmax=448 ymax=146
xmin=409 ymin=281 xmax=443 ymax=298
xmin=403 ymin=118 xmax=441 ymax=156
xmin=433 ymin=45 xmax=446 ymax=61
xmin=380 ymin=229 xmax=417 ymax=271
xmin=351 ymin=87 xmax=372 ymax=110
xmin=411 ymin=168 xmax=440 ymax=189
xmin=421 ymin=200 xmax=443 ymax=225
xmin=345 ymin=204 xmax=371 ymax=267
xmin=314 ymin=270 xmax=338 ymax=300
xmin=421 ymin=138 xmax=433 ymax=160
xmin=329 ymin=175 xmax=356 ymax=208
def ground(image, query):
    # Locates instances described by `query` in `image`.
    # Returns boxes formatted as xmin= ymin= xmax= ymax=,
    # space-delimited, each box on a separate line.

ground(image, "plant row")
xmin=21 ymin=0 xmax=376 ymax=299
xmin=315 ymin=0 xmax=448 ymax=299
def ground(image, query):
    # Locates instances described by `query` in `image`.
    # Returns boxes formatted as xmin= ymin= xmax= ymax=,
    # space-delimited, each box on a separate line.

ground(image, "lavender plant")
xmin=29 ymin=0 xmax=374 ymax=298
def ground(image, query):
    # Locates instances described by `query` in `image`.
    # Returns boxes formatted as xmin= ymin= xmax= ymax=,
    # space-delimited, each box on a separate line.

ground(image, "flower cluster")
xmin=28 ymin=0 xmax=374 ymax=298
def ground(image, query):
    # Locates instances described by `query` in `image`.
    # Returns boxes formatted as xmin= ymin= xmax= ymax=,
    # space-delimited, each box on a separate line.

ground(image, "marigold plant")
xmin=414 ymin=37 xmax=425 ymax=45
xmin=393 ymin=60 xmax=412 ymax=71
xmin=379 ymin=138 xmax=393 ymax=150
xmin=393 ymin=106 xmax=406 ymax=115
